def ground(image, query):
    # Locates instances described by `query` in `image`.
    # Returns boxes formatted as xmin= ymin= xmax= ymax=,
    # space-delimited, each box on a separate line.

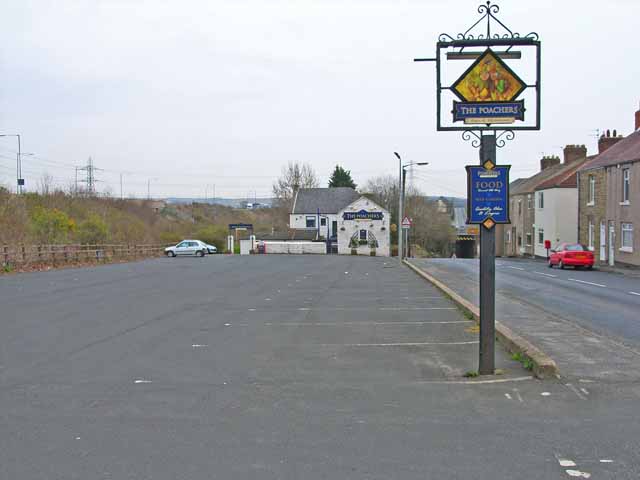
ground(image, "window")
xmin=517 ymin=235 xmax=522 ymax=247
xmin=565 ymin=244 xmax=587 ymax=251
xmin=588 ymin=221 xmax=594 ymax=251
xmin=527 ymin=194 xmax=532 ymax=209
xmin=538 ymin=191 xmax=544 ymax=209
xmin=518 ymin=199 xmax=522 ymax=215
xmin=588 ymin=175 xmax=595 ymax=205
xmin=526 ymin=233 xmax=532 ymax=246
xmin=305 ymin=216 xmax=316 ymax=228
xmin=622 ymin=169 xmax=630 ymax=204
xmin=320 ymin=217 xmax=327 ymax=226
xmin=621 ymin=223 xmax=633 ymax=251
xmin=506 ymin=230 xmax=511 ymax=243
xmin=359 ymin=229 xmax=367 ymax=240
xmin=538 ymin=228 xmax=544 ymax=245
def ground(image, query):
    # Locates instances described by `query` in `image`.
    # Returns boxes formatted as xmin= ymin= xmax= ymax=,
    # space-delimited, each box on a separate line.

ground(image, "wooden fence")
xmin=1 ymin=243 xmax=168 ymax=267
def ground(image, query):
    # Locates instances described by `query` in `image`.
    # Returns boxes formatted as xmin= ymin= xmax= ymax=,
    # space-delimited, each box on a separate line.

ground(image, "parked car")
xmin=548 ymin=243 xmax=594 ymax=269
xmin=165 ymin=240 xmax=207 ymax=257
xmin=205 ymin=244 xmax=217 ymax=254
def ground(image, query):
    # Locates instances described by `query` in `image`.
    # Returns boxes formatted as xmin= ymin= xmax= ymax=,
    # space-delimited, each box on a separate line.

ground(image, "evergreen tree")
xmin=328 ymin=165 xmax=356 ymax=189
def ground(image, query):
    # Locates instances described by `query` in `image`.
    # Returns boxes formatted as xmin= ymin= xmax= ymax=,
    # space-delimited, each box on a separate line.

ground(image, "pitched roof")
xmin=292 ymin=187 xmax=360 ymax=214
xmin=510 ymin=162 xmax=568 ymax=195
xmin=535 ymin=156 xmax=594 ymax=191
xmin=580 ymin=129 xmax=640 ymax=171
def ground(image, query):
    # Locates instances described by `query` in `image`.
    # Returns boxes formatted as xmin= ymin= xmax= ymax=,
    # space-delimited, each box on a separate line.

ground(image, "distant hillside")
xmin=165 ymin=197 xmax=274 ymax=208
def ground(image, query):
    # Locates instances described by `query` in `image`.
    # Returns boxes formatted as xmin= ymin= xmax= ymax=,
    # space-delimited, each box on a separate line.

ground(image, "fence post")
xmin=3 ymin=246 xmax=8 ymax=265
xmin=21 ymin=245 xmax=26 ymax=263
xmin=63 ymin=245 xmax=69 ymax=263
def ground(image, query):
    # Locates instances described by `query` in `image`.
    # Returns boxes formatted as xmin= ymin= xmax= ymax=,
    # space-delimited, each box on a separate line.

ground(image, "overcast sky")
xmin=1 ymin=0 xmax=639 ymax=199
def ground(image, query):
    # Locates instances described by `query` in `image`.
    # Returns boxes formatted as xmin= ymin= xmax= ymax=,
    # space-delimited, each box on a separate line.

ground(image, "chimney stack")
xmin=598 ymin=129 xmax=624 ymax=154
xmin=563 ymin=144 xmax=587 ymax=164
xmin=635 ymin=102 xmax=640 ymax=131
xmin=540 ymin=155 xmax=560 ymax=171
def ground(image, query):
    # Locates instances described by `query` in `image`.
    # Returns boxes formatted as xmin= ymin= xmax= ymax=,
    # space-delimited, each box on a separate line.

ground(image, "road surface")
xmin=1 ymin=256 xmax=639 ymax=479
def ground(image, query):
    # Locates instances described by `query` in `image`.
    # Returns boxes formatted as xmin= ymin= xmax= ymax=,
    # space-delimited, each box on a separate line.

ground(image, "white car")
xmin=165 ymin=240 xmax=208 ymax=257
xmin=205 ymin=244 xmax=217 ymax=254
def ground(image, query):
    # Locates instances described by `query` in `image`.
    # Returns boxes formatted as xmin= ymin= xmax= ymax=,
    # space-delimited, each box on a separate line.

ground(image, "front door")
xmin=332 ymin=220 xmax=337 ymax=238
xmin=599 ymin=221 xmax=606 ymax=262
xmin=608 ymin=222 xmax=615 ymax=266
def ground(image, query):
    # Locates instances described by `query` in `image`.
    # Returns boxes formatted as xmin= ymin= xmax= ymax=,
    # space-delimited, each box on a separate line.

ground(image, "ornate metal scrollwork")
xmin=495 ymin=129 xmax=515 ymax=148
xmin=438 ymin=1 xmax=539 ymax=45
xmin=462 ymin=130 xmax=482 ymax=148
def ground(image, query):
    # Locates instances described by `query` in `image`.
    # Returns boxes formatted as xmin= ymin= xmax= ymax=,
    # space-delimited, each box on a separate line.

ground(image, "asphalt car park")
xmin=1 ymin=256 xmax=639 ymax=479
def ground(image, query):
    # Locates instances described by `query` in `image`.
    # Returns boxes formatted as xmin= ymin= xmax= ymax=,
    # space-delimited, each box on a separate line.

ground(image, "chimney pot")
xmin=598 ymin=128 xmax=624 ymax=154
xmin=540 ymin=155 xmax=561 ymax=171
xmin=563 ymin=144 xmax=587 ymax=164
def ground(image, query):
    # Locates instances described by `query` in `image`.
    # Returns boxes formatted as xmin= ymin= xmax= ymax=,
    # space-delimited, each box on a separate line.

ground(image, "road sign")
xmin=401 ymin=216 xmax=413 ymax=229
xmin=465 ymin=162 xmax=511 ymax=229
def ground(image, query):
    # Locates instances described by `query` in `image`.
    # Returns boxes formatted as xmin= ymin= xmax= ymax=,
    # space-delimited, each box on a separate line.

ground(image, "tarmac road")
xmin=1 ymin=255 xmax=639 ymax=479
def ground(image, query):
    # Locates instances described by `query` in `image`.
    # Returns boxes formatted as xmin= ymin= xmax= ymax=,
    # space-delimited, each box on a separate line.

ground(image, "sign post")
xmin=415 ymin=1 xmax=541 ymax=375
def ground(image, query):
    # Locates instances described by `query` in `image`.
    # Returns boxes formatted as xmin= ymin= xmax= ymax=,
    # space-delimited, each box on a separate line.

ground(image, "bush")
xmin=30 ymin=206 xmax=76 ymax=244
xmin=159 ymin=231 xmax=183 ymax=245
xmin=77 ymin=213 xmax=108 ymax=245
xmin=194 ymin=225 xmax=227 ymax=249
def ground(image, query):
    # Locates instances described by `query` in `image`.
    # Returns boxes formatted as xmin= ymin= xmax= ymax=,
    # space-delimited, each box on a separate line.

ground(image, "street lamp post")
xmin=0 ymin=134 xmax=22 ymax=193
xmin=394 ymin=152 xmax=428 ymax=261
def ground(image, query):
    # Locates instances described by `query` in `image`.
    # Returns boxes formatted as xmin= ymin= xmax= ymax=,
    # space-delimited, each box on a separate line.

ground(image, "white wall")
xmin=534 ymin=188 xmax=579 ymax=257
xmin=289 ymin=213 xmax=338 ymax=238
xmin=337 ymin=197 xmax=390 ymax=257
xmin=262 ymin=241 xmax=326 ymax=254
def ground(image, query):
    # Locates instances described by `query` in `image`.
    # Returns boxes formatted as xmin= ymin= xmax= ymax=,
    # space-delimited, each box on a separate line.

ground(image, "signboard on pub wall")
xmin=342 ymin=209 xmax=383 ymax=221
xmin=465 ymin=162 xmax=510 ymax=228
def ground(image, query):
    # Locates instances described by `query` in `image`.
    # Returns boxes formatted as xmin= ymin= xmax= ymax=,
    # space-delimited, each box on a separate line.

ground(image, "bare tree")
xmin=38 ymin=173 xmax=54 ymax=196
xmin=272 ymin=162 xmax=319 ymax=209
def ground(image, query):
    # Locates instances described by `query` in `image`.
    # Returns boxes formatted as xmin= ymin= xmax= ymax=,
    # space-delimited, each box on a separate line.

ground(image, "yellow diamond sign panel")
xmin=452 ymin=49 xmax=526 ymax=103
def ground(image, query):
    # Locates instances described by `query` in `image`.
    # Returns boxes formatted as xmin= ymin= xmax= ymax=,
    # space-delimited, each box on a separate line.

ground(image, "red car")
xmin=548 ymin=243 xmax=594 ymax=269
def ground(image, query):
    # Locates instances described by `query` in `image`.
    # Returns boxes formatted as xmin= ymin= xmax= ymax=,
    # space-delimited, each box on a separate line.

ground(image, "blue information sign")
xmin=465 ymin=165 xmax=510 ymax=224
xmin=453 ymin=100 xmax=525 ymax=124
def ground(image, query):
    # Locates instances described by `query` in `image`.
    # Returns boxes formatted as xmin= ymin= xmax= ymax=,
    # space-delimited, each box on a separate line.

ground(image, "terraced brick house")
xmin=578 ymin=107 xmax=640 ymax=267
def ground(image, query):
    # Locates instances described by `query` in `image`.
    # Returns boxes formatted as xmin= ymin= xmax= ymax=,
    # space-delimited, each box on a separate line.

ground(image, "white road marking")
xmin=559 ymin=460 xmax=577 ymax=467
xmin=599 ymin=459 xmax=613 ymax=463
xmin=224 ymin=323 xmax=231 ymax=326
xmin=298 ymin=308 xmax=310 ymax=311
xmin=568 ymin=278 xmax=606 ymax=288
xmin=534 ymin=271 xmax=557 ymax=278
xmin=75 ymin=437 xmax=81 ymax=440
xmin=629 ymin=291 xmax=640 ymax=296
xmin=321 ymin=341 xmax=479 ymax=347
xmin=504 ymin=393 xmax=512 ymax=400
xmin=566 ymin=470 xmax=591 ymax=478
xmin=508 ymin=266 xmax=525 ymax=271
xmin=248 ymin=308 xmax=256 ymax=311
xmin=513 ymin=388 xmax=524 ymax=402
xmin=580 ymin=387 xmax=589 ymax=395
xmin=134 ymin=379 xmax=152 ymax=384
xmin=265 ymin=298 xmax=272 ymax=301
xmin=541 ymin=392 xmax=551 ymax=396
xmin=192 ymin=344 xmax=208 ymax=348
xmin=565 ymin=383 xmax=588 ymax=400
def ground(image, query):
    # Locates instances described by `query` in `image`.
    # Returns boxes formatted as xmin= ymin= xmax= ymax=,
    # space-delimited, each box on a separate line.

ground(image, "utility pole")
xmin=395 ymin=152 xmax=403 ymax=263
xmin=0 ymin=134 xmax=22 ymax=193
xmin=147 ymin=179 xmax=151 ymax=200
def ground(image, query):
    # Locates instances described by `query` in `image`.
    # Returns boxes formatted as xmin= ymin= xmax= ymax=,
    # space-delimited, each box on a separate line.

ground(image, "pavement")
xmin=409 ymin=257 xmax=640 ymax=383
xmin=1 ymin=255 xmax=640 ymax=479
